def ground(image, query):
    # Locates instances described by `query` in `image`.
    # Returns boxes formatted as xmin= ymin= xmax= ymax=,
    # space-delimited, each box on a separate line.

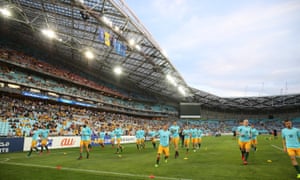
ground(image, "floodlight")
xmin=166 ymin=74 xmax=177 ymax=86
xmin=0 ymin=8 xmax=11 ymax=17
xmin=102 ymin=16 xmax=112 ymax=27
xmin=114 ymin=26 xmax=120 ymax=32
xmin=178 ymin=86 xmax=186 ymax=96
xmin=114 ymin=66 xmax=122 ymax=75
xmin=77 ymin=0 xmax=84 ymax=4
xmin=135 ymin=44 xmax=141 ymax=51
xmin=128 ymin=39 xmax=135 ymax=46
xmin=41 ymin=29 xmax=56 ymax=39
xmin=84 ymin=50 xmax=94 ymax=59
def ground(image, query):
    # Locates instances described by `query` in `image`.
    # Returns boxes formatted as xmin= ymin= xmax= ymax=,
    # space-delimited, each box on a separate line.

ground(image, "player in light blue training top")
xmin=140 ymin=127 xmax=146 ymax=149
xmin=78 ymin=121 xmax=92 ymax=160
xmin=148 ymin=128 xmax=158 ymax=149
xmin=40 ymin=124 xmax=50 ymax=154
xmin=27 ymin=125 xmax=41 ymax=157
xmin=237 ymin=119 xmax=252 ymax=165
xmin=169 ymin=121 xmax=180 ymax=158
xmin=155 ymin=124 xmax=171 ymax=167
xmin=135 ymin=126 xmax=143 ymax=150
xmin=98 ymin=127 xmax=106 ymax=148
xmin=190 ymin=125 xmax=198 ymax=152
xmin=250 ymin=124 xmax=259 ymax=151
xmin=109 ymin=128 xmax=116 ymax=148
xmin=114 ymin=124 xmax=123 ymax=154
xmin=197 ymin=127 xmax=203 ymax=150
xmin=282 ymin=120 xmax=300 ymax=179
xmin=182 ymin=125 xmax=191 ymax=159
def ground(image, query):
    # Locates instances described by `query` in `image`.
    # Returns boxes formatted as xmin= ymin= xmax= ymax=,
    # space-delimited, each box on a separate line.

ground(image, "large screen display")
xmin=179 ymin=103 xmax=201 ymax=118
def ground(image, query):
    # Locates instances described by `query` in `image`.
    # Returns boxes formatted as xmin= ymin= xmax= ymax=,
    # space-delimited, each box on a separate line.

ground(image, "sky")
xmin=124 ymin=0 xmax=300 ymax=97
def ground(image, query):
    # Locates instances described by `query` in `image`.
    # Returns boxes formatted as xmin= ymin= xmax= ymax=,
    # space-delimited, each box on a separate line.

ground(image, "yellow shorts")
xmin=31 ymin=140 xmax=37 ymax=148
xmin=116 ymin=138 xmax=121 ymax=144
xmin=184 ymin=139 xmax=190 ymax=147
xmin=251 ymin=139 xmax=257 ymax=145
xmin=171 ymin=137 xmax=180 ymax=145
xmin=111 ymin=138 xmax=115 ymax=144
xmin=287 ymin=148 xmax=300 ymax=156
xmin=98 ymin=139 xmax=104 ymax=144
xmin=151 ymin=138 xmax=156 ymax=143
xmin=136 ymin=139 xmax=141 ymax=144
xmin=198 ymin=138 xmax=202 ymax=143
xmin=80 ymin=140 xmax=91 ymax=148
xmin=41 ymin=139 xmax=48 ymax=146
xmin=192 ymin=138 xmax=198 ymax=144
xmin=157 ymin=145 xmax=169 ymax=156
xmin=238 ymin=140 xmax=251 ymax=150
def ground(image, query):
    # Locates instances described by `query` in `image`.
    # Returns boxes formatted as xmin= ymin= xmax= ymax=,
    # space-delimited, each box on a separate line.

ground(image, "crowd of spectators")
xmin=0 ymin=47 xmax=157 ymax=102
xmin=1 ymin=94 xmax=292 ymax=138
xmin=0 ymin=94 xmax=169 ymax=137
xmin=0 ymin=58 xmax=177 ymax=117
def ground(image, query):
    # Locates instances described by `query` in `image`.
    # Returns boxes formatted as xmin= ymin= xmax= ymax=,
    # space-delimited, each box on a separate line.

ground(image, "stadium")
xmin=0 ymin=0 xmax=300 ymax=179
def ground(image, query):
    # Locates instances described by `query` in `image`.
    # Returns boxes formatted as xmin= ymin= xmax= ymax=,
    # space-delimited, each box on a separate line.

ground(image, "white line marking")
xmin=271 ymin=144 xmax=283 ymax=151
xmin=0 ymin=160 xmax=191 ymax=180
xmin=270 ymin=145 xmax=300 ymax=158
xmin=1 ymin=158 xmax=10 ymax=162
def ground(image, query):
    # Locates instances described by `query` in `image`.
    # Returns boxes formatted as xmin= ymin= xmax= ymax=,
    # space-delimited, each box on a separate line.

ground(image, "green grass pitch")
xmin=0 ymin=135 xmax=297 ymax=180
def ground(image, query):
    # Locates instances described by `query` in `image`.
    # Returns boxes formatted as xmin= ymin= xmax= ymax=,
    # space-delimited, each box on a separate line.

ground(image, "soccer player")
xmin=190 ymin=125 xmax=198 ymax=152
xmin=251 ymin=124 xmax=259 ymax=151
xmin=197 ymin=126 xmax=203 ymax=150
xmin=135 ymin=126 xmax=142 ymax=150
xmin=78 ymin=121 xmax=92 ymax=160
xmin=169 ymin=121 xmax=180 ymax=158
xmin=148 ymin=128 xmax=157 ymax=149
xmin=237 ymin=119 xmax=252 ymax=165
xmin=179 ymin=128 xmax=184 ymax=148
xmin=27 ymin=125 xmax=40 ymax=157
xmin=114 ymin=124 xmax=123 ymax=154
xmin=282 ymin=120 xmax=300 ymax=178
xmin=232 ymin=126 xmax=237 ymax=139
xmin=236 ymin=120 xmax=244 ymax=155
xmin=109 ymin=128 xmax=116 ymax=148
xmin=273 ymin=129 xmax=278 ymax=140
xmin=140 ymin=127 xmax=146 ymax=149
xmin=40 ymin=124 xmax=50 ymax=154
xmin=155 ymin=124 xmax=171 ymax=167
xmin=182 ymin=125 xmax=191 ymax=159
xmin=98 ymin=127 xmax=106 ymax=148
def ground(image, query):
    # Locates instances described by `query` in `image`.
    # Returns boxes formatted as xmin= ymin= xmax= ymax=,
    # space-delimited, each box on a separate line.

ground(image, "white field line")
xmin=270 ymin=144 xmax=300 ymax=158
xmin=271 ymin=144 xmax=283 ymax=151
xmin=0 ymin=159 xmax=192 ymax=180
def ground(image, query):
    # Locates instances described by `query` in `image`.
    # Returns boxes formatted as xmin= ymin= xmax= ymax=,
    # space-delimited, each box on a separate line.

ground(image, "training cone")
xmin=56 ymin=165 xmax=62 ymax=170
xmin=149 ymin=174 xmax=155 ymax=179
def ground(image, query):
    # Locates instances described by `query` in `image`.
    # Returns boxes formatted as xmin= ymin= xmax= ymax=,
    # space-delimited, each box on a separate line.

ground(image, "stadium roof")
xmin=1 ymin=0 xmax=300 ymax=111
xmin=0 ymin=0 xmax=190 ymax=100
xmin=191 ymin=87 xmax=300 ymax=111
